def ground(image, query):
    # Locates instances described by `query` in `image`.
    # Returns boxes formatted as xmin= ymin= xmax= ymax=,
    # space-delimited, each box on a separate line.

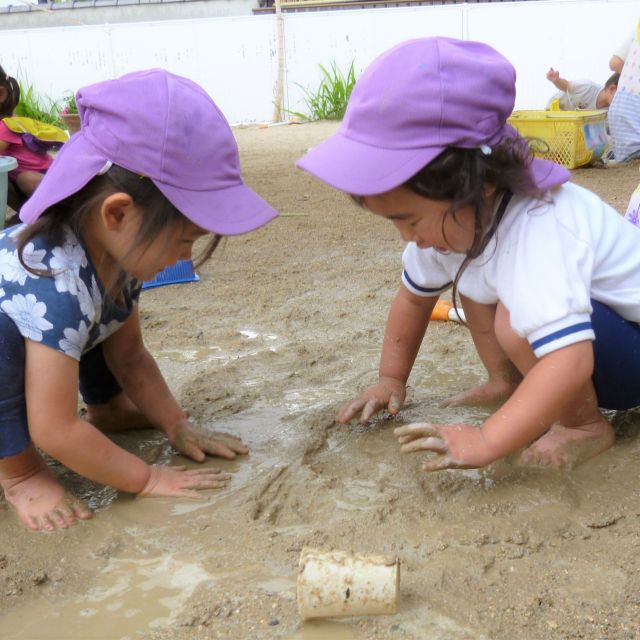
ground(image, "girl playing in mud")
xmin=297 ymin=37 xmax=640 ymax=472
xmin=0 ymin=69 xmax=278 ymax=531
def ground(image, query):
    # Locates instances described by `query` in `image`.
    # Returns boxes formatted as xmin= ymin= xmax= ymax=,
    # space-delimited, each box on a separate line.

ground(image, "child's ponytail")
xmin=0 ymin=65 xmax=20 ymax=118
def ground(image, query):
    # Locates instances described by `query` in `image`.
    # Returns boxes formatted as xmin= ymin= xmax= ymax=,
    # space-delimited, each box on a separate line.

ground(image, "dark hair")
xmin=401 ymin=136 xmax=542 ymax=312
xmin=604 ymin=72 xmax=620 ymax=89
xmin=17 ymin=164 xmax=221 ymax=296
xmin=0 ymin=64 xmax=20 ymax=118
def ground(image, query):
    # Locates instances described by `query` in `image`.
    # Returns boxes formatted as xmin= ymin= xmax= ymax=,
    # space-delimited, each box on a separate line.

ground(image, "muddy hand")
xmin=138 ymin=465 xmax=231 ymax=499
xmin=170 ymin=419 xmax=249 ymax=462
xmin=394 ymin=422 xmax=495 ymax=471
xmin=337 ymin=377 xmax=406 ymax=424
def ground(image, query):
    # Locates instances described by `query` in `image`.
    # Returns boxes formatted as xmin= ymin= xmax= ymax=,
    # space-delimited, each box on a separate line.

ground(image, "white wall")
xmin=0 ymin=0 xmax=637 ymax=123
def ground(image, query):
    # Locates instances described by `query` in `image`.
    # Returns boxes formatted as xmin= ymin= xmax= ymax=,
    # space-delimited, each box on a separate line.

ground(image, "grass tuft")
xmin=290 ymin=60 xmax=357 ymax=121
xmin=15 ymin=76 xmax=62 ymax=126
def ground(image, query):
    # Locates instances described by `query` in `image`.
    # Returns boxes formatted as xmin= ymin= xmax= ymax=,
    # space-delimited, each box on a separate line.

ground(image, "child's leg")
xmin=442 ymin=297 xmax=521 ymax=407
xmin=14 ymin=171 xmax=44 ymax=197
xmin=80 ymin=344 xmax=153 ymax=432
xmin=495 ymin=302 xmax=614 ymax=468
xmin=0 ymin=444 xmax=92 ymax=531
xmin=0 ymin=314 xmax=91 ymax=530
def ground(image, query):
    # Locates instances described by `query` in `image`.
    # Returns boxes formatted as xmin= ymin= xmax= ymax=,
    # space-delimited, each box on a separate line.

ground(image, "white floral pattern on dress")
xmin=0 ymin=293 xmax=53 ymax=341
xmin=59 ymin=320 xmax=90 ymax=359
xmin=0 ymin=224 xmax=140 ymax=361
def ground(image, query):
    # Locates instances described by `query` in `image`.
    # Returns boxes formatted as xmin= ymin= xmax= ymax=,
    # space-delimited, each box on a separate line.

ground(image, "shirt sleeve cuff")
xmin=401 ymin=269 xmax=451 ymax=297
xmin=528 ymin=313 xmax=595 ymax=358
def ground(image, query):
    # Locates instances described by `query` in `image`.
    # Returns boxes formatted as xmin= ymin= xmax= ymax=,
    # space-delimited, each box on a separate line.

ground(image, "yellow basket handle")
xmin=549 ymin=98 xmax=561 ymax=111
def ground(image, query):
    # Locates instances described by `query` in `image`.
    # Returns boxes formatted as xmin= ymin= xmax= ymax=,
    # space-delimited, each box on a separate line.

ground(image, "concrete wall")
xmin=0 ymin=0 xmax=637 ymax=123
xmin=0 ymin=0 xmax=256 ymax=28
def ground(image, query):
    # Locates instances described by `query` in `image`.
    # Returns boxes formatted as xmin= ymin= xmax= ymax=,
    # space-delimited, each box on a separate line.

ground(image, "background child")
xmin=608 ymin=19 xmax=640 ymax=161
xmin=0 ymin=65 xmax=55 ymax=214
xmin=545 ymin=67 xmax=619 ymax=110
xmin=0 ymin=68 xmax=278 ymax=531
xmin=297 ymin=37 xmax=640 ymax=472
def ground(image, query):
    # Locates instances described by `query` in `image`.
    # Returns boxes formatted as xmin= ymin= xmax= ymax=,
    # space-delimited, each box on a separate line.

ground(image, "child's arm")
xmin=0 ymin=140 xmax=8 ymax=152
xmin=25 ymin=340 xmax=226 ymax=496
xmin=440 ymin=296 xmax=521 ymax=407
xmin=337 ymin=284 xmax=438 ymax=423
xmin=395 ymin=341 xmax=594 ymax=470
xmin=102 ymin=307 xmax=248 ymax=461
xmin=546 ymin=67 xmax=570 ymax=92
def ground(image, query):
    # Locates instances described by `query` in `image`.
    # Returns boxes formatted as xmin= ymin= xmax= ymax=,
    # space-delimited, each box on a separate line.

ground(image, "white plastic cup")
xmin=297 ymin=547 xmax=400 ymax=620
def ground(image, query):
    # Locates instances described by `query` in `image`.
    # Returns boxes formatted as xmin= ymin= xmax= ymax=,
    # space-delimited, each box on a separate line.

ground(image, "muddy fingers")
xmin=138 ymin=465 xmax=232 ymax=498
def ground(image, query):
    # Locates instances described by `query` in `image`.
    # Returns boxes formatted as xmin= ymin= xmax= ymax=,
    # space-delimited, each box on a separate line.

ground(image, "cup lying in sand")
xmin=297 ymin=547 xmax=400 ymax=620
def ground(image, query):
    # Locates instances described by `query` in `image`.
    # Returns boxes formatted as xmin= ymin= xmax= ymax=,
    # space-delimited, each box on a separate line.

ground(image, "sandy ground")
xmin=2 ymin=122 xmax=640 ymax=640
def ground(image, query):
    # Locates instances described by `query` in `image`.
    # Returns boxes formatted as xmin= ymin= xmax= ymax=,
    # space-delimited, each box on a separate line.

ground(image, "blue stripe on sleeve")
xmin=403 ymin=269 xmax=451 ymax=294
xmin=530 ymin=322 xmax=593 ymax=351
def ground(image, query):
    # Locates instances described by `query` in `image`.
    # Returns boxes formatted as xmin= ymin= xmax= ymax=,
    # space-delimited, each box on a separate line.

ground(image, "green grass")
xmin=15 ymin=77 xmax=62 ymax=126
xmin=290 ymin=60 xmax=357 ymax=121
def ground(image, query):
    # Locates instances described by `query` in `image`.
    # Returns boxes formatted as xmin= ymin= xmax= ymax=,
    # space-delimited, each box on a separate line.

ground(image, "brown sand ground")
xmin=1 ymin=122 xmax=640 ymax=640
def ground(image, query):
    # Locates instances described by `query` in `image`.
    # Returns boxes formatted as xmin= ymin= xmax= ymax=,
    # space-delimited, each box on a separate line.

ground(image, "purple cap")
xmin=21 ymin=69 xmax=278 ymax=235
xmin=297 ymin=38 xmax=569 ymax=195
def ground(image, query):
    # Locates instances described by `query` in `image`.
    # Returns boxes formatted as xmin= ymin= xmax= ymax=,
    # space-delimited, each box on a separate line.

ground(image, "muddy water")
xmin=3 ymin=322 xmax=639 ymax=640
xmin=0 ymin=327 xmax=491 ymax=640
xmin=0 ymin=402 xmax=291 ymax=640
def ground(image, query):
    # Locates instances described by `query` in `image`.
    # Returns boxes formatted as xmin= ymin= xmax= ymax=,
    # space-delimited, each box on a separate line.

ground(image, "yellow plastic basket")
xmin=507 ymin=109 xmax=608 ymax=169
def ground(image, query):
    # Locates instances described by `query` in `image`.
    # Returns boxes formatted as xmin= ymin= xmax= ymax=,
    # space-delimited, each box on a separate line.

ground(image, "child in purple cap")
xmin=298 ymin=37 xmax=640 ymax=472
xmin=0 ymin=69 xmax=277 ymax=531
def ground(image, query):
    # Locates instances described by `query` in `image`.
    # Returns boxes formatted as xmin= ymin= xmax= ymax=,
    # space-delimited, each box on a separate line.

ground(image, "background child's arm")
xmin=546 ymin=67 xmax=570 ymax=92
xmin=337 ymin=284 xmax=438 ymax=423
xmin=102 ymin=308 xmax=248 ymax=461
xmin=25 ymin=340 xmax=225 ymax=496
xmin=395 ymin=341 xmax=594 ymax=469
xmin=441 ymin=296 xmax=521 ymax=407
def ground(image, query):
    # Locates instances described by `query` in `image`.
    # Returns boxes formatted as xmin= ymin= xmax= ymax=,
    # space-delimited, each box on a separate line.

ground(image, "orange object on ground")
xmin=430 ymin=299 xmax=453 ymax=321
xmin=430 ymin=299 xmax=466 ymax=323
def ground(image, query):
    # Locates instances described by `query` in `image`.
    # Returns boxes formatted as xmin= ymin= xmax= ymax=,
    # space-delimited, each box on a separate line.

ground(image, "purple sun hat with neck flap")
xmin=20 ymin=69 xmax=278 ymax=235
xmin=297 ymin=37 xmax=570 ymax=195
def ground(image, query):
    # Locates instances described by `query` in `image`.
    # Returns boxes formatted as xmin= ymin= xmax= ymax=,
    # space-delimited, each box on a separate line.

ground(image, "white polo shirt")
xmin=402 ymin=183 xmax=640 ymax=357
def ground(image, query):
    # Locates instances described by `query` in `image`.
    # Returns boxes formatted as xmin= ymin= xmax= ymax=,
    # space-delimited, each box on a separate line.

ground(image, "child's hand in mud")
xmin=169 ymin=419 xmax=249 ymax=462
xmin=394 ymin=422 xmax=497 ymax=471
xmin=337 ymin=377 xmax=406 ymax=424
xmin=138 ymin=465 xmax=231 ymax=499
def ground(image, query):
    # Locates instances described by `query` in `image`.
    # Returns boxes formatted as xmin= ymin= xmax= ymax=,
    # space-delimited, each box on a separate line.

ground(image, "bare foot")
xmin=2 ymin=464 xmax=92 ymax=532
xmin=441 ymin=377 xmax=520 ymax=408
xmin=84 ymin=392 xmax=153 ymax=433
xmin=518 ymin=416 xmax=615 ymax=469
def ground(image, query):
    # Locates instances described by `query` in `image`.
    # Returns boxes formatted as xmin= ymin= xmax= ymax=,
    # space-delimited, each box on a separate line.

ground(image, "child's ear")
xmin=100 ymin=192 xmax=136 ymax=231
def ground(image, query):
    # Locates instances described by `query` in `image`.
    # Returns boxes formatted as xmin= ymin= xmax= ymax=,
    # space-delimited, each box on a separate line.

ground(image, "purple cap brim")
xmin=154 ymin=180 xmax=278 ymax=236
xmin=297 ymin=129 xmax=570 ymax=196
xmin=21 ymin=131 xmax=278 ymax=235
xmin=296 ymin=131 xmax=442 ymax=196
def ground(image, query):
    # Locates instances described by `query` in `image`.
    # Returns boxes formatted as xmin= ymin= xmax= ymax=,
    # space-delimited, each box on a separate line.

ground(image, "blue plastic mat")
xmin=141 ymin=259 xmax=199 ymax=290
